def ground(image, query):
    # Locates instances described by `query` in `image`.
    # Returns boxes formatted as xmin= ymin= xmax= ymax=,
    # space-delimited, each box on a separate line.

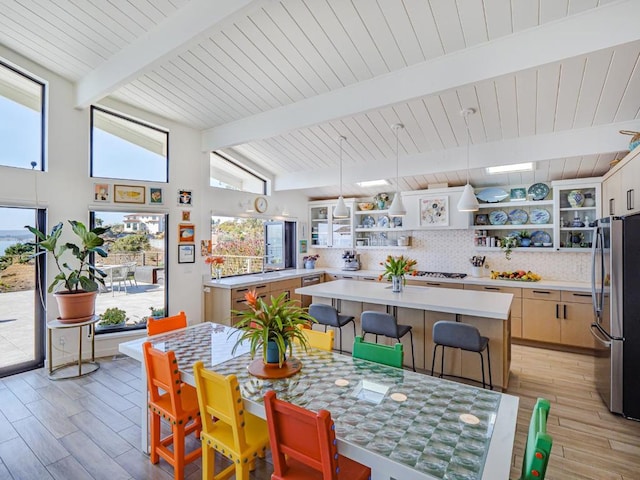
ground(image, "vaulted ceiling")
xmin=2 ymin=0 xmax=639 ymax=199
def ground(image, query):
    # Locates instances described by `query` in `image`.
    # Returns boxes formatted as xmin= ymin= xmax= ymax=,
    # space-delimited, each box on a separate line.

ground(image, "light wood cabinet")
xmin=465 ymin=284 xmax=522 ymax=338
xmin=522 ymin=288 xmax=602 ymax=349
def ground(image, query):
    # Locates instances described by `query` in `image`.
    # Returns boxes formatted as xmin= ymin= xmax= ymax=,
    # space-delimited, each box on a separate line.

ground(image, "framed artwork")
xmin=200 ymin=239 xmax=212 ymax=256
xmin=149 ymin=187 xmax=163 ymax=204
xmin=114 ymin=184 xmax=145 ymax=204
xmin=510 ymin=188 xmax=527 ymax=201
xmin=181 ymin=210 xmax=191 ymax=222
xmin=178 ymin=189 xmax=192 ymax=206
xmin=178 ymin=224 xmax=195 ymax=243
xmin=178 ymin=244 xmax=195 ymax=264
xmin=299 ymin=239 xmax=308 ymax=254
xmin=420 ymin=196 xmax=449 ymax=227
xmin=94 ymin=183 xmax=109 ymax=202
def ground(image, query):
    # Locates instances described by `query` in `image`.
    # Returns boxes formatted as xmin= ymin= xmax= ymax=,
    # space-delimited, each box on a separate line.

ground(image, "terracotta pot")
xmin=54 ymin=290 xmax=97 ymax=321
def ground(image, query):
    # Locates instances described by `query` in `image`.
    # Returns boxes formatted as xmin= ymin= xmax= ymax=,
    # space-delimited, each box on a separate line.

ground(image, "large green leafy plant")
xmin=26 ymin=221 xmax=109 ymax=293
xmin=232 ymin=290 xmax=315 ymax=366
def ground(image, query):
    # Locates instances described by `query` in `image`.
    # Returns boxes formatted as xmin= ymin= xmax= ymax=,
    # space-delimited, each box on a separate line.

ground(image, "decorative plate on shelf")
xmin=377 ymin=215 xmax=390 ymax=228
xmin=530 ymin=230 xmax=552 ymax=244
xmin=489 ymin=210 xmax=508 ymax=225
xmin=476 ymin=188 xmax=509 ymax=203
xmin=362 ymin=215 xmax=375 ymax=228
xmin=508 ymin=209 xmax=528 ymax=225
xmin=527 ymin=183 xmax=550 ymax=200
xmin=392 ymin=216 xmax=403 ymax=227
xmin=530 ymin=209 xmax=550 ymax=224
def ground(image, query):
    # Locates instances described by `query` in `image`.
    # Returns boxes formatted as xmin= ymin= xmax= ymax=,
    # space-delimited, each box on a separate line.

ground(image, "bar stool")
xmin=430 ymin=320 xmax=492 ymax=390
xmin=308 ymin=303 xmax=355 ymax=353
xmin=360 ymin=310 xmax=415 ymax=371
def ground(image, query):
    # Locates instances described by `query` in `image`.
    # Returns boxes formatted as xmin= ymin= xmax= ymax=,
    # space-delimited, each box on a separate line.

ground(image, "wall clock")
xmin=254 ymin=196 xmax=268 ymax=213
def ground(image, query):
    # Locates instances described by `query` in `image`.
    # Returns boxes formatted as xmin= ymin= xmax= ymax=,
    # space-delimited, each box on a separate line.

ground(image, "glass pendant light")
xmin=333 ymin=135 xmax=349 ymax=218
xmin=457 ymin=108 xmax=479 ymax=212
xmin=388 ymin=123 xmax=407 ymax=216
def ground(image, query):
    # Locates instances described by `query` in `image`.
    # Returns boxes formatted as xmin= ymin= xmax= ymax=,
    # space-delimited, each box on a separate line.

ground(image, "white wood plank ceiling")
xmin=1 ymin=0 xmax=639 ymax=199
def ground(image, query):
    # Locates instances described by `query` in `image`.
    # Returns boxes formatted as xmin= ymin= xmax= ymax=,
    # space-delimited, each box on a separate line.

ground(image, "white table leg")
xmin=140 ymin=362 xmax=150 ymax=454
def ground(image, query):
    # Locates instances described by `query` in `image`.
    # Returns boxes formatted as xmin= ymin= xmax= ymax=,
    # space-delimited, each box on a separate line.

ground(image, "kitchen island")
xmin=296 ymin=279 xmax=514 ymax=390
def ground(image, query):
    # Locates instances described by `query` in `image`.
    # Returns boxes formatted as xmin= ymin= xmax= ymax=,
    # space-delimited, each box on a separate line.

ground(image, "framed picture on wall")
xmin=299 ymin=239 xmax=308 ymax=254
xmin=178 ymin=224 xmax=195 ymax=243
xmin=178 ymin=189 xmax=192 ymax=206
xmin=94 ymin=183 xmax=110 ymax=202
xmin=419 ymin=196 xmax=449 ymax=227
xmin=178 ymin=244 xmax=195 ymax=263
xmin=149 ymin=187 xmax=163 ymax=204
xmin=114 ymin=184 xmax=145 ymax=204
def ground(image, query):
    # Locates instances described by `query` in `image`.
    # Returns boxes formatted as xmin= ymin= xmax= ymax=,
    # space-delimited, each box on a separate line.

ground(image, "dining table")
xmin=118 ymin=322 xmax=519 ymax=480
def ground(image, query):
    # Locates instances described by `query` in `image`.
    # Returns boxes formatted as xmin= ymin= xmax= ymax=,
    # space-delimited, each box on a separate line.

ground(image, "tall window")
xmin=210 ymin=152 xmax=266 ymax=194
xmin=0 ymin=61 xmax=45 ymax=170
xmin=91 ymin=106 xmax=168 ymax=182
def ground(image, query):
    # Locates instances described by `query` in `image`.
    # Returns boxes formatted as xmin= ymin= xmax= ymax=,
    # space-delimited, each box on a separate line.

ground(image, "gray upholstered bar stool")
xmin=430 ymin=320 xmax=492 ymax=389
xmin=360 ymin=310 xmax=415 ymax=371
xmin=308 ymin=303 xmax=356 ymax=353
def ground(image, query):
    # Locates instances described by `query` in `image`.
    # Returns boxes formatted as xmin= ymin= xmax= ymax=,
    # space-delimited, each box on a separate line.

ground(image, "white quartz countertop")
xmin=296 ymin=279 xmax=513 ymax=320
xmin=202 ymin=267 xmax=591 ymax=293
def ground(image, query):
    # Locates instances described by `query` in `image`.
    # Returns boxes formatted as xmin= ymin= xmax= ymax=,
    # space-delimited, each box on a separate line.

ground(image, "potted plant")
xmin=501 ymin=235 xmax=519 ymax=260
xmin=97 ymin=307 xmax=127 ymax=330
xmin=378 ymin=255 xmax=417 ymax=292
xmin=303 ymin=254 xmax=319 ymax=269
xmin=26 ymin=220 xmax=109 ymax=321
xmin=518 ymin=230 xmax=532 ymax=247
xmin=232 ymin=290 xmax=315 ymax=367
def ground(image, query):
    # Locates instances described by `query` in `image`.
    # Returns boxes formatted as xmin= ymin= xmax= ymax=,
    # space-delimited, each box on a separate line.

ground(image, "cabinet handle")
xmin=484 ymin=287 xmax=500 ymax=291
xmin=629 ymin=189 xmax=635 ymax=211
xmin=573 ymin=293 xmax=591 ymax=298
xmin=556 ymin=304 xmax=559 ymax=319
xmin=609 ymin=198 xmax=615 ymax=216
xmin=255 ymin=284 xmax=268 ymax=290
xmin=236 ymin=288 xmax=249 ymax=293
xmin=563 ymin=304 xmax=567 ymax=319
xmin=533 ymin=290 xmax=551 ymax=295
xmin=427 ymin=282 xmax=442 ymax=286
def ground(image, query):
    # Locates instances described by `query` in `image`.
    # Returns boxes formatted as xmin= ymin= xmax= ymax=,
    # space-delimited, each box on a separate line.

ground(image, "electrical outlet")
xmin=59 ymin=337 xmax=65 ymax=346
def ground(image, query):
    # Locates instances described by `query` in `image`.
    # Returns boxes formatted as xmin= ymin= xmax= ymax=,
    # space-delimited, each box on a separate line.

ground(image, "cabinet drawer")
xmin=523 ymin=289 xmax=560 ymax=301
xmin=464 ymin=284 xmax=522 ymax=297
xmin=270 ymin=278 xmax=299 ymax=292
xmin=423 ymin=281 xmax=464 ymax=290
xmin=561 ymin=290 xmax=593 ymax=304
xmin=232 ymin=283 xmax=269 ymax=300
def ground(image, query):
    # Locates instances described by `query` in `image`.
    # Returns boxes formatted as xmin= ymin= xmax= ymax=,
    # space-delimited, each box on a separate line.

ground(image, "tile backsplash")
xmin=311 ymin=229 xmax=591 ymax=282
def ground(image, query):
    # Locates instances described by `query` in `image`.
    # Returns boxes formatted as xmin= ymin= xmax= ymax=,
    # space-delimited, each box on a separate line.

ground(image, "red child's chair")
xmin=142 ymin=342 xmax=201 ymax=480
xmin=263 ymin=390 xmax=371 ymax=480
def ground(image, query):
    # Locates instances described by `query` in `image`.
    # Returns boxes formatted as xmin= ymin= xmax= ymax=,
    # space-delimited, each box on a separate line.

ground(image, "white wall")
xmin=0 ymin=45 xmax=309 ymax=361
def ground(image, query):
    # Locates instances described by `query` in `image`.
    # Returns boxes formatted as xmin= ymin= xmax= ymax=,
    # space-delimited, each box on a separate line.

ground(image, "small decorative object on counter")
xmin=567 ymin=190 xmax=585 ymax=208
xmin=501 ymin=235 xmax=519 ymax=260
xmin=303 ymin=254 xmax=319 ymax=269
xmin=378 ymin=255 xmax=417 ymax=292
xmin=490 ymin=270 xmax=541 ymax=281
xmin=205 ymin=255 xmax=225 ymax=280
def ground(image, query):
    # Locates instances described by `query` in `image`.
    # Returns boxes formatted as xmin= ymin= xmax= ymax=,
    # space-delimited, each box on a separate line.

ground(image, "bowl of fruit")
xmin=490 ymin=270 xmax=541 ymax=282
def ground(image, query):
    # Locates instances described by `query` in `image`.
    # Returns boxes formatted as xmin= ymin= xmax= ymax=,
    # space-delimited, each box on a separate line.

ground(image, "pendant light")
xmin=333 ymin=135 xmax=349 ymax=218
xmin=457 ymin=108 xmax=480 ymax=212
xmin=388 ymin=123 xmax=407 ymax=216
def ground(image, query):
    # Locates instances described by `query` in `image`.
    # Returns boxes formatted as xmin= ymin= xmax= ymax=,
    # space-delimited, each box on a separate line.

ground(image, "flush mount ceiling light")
xmin=356 ymin=179 xmax=390 ymax=188
xmin=388 ymin=123 xmax=407 ymax=216
xmin=333 ymin=135 xmax=349 ymax=218
xmin=486 ymin=162 xmax=534 ymax=175
xmin=457 ymin=108 xmax=480 ymax=212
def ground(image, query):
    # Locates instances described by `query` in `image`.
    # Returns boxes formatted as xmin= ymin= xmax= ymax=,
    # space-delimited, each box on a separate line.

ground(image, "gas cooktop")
xmin=416 ymin=271 xmax=468 ymax=279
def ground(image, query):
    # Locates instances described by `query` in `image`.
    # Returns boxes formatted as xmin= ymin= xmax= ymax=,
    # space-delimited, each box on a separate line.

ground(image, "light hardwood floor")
xmin=0 ymin=344 xmax=639 ymax=480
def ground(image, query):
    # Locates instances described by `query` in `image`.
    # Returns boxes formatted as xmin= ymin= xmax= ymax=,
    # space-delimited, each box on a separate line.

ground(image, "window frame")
xmin=90 ymin=105 xmax=169 ymax=183
xmin=210 ymin=151 xmax=267 ymax=195
xmin=0 ymin=59 xmax=46 ymax=171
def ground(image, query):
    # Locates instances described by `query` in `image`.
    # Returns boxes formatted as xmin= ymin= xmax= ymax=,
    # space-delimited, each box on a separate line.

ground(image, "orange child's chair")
xmin=193 ymin=361 xmax=270 ymax=480
xmin=142 ymin=342 xmax=201 ymax=480
xmin=147 ymin=310 xmax=187 ymax=336
xmin=264 ymin=390 xmax=371 ymax=480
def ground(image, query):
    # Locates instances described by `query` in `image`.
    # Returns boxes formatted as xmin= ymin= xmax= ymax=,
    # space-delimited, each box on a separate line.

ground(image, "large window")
xmin=0 ymin=61 xmax=45 ymax=170
xmin=91 ymin=211 xmax=167 ymax=334
xmin=91 ymin=106 xmax=168 ymax=182
xmin=210 ymin=152 xmax=266 ymax=194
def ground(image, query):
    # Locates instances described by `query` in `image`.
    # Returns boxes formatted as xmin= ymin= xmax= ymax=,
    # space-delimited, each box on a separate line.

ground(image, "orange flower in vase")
xmin=205 ymin=255 xmax=225 ymax=280
xmin=378 ymin=255 xmax=417 ymax=292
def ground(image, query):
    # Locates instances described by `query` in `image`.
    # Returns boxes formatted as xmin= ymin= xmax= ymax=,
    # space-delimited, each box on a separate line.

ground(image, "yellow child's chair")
xmin=193 ymin=361 xmax=270 ymax=480
xmin=297 ymin=325 xmax=334 ymax=352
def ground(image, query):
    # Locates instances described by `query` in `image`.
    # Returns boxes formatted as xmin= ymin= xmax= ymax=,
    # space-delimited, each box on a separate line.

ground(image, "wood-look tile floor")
xmin=0 ymin=344 xmax=639 ymax=479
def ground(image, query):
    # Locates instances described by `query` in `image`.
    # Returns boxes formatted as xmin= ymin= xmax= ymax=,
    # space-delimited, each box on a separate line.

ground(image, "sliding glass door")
xmin=0 ymin=206 xmax=45 ymax=377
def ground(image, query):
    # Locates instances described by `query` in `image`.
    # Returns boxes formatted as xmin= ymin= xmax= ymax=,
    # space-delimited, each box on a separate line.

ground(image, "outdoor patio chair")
xmin=125 ymin=262 xmax=137 ymax=286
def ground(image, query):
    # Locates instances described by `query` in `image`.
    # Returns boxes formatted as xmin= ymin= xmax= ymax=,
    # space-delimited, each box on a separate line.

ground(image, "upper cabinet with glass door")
xmin=552 ymin=178 xmax=601 ymax=252
xmin=309 ymin=200 xmax=354 ymax=248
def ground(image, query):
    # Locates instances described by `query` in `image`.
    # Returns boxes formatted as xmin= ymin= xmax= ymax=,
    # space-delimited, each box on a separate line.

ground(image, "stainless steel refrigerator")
xmin=591 ymin=214 xmax=640 ymax=420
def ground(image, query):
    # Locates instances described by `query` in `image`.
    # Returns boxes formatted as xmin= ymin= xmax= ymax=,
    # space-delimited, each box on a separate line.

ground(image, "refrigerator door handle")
xmin=592 ymin=320 xmax=624 ymax=342
xmin=590 ymin=323 xmax=611 ymax=347
xmin=591 ymin=229 xmax=603 ymax=316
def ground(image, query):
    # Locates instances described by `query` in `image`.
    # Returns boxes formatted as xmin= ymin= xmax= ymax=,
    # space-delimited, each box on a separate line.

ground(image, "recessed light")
xmin=356 ymin=179 xmax=390 ymax=187
xmin=485 ymin=162 xmax=534 ymax=175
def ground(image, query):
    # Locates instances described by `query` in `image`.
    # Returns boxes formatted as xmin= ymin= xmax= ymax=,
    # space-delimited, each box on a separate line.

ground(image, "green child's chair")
xmin=352 ymin=336 xmax=403 ymax=369
xmin=520 ymin=398 xmax=553 ymax=480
